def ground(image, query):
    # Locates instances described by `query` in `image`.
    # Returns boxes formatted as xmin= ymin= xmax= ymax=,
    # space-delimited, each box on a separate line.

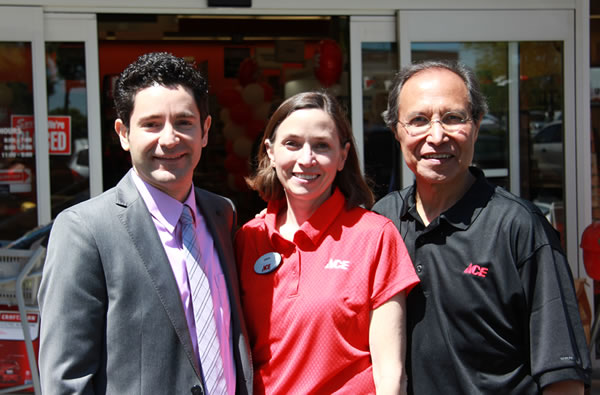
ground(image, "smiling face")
xmin=266 ymin=108 xmax=349 ymax=212
xmin=115 ymin=84 xmax=211 ymax=202
xmin=396 ymin=68 xmax=480 ymax=187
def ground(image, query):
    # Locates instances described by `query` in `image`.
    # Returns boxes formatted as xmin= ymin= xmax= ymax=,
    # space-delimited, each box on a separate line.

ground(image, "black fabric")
xmin=373 ymin=167 xmax=591 ymax=394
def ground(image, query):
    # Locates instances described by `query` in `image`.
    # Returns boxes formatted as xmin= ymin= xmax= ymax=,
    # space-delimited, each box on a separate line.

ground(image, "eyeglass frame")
xmin=397 ymin=111 xmax=474 ymax=136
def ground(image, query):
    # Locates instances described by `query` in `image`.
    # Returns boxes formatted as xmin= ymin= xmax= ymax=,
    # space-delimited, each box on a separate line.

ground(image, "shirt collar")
xmin=131 ymin=170 xmax=197 ymax=233
xmin=264 ymin=188 xmax=346 ymax=247
xmin=405 ymin=166 xmax=494 ymax=230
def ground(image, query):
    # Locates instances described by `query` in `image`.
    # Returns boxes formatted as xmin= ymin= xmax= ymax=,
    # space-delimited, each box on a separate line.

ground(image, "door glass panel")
xmin=0 ymin=42 xmax=37 ymax=242
xmin=520 ymin=41 xmax=565 ymax=247
xmin=45 ymin=42 xmax=90 ymax=218
xmin=411 ymin=41 xmax=565 ymax=246
xmin=362 ymin=42 xmax=399 ymax=199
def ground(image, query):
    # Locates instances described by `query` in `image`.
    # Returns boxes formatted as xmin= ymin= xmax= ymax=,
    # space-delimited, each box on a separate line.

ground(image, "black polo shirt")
xmin=373 ymin=167 xmax=590 ymax=394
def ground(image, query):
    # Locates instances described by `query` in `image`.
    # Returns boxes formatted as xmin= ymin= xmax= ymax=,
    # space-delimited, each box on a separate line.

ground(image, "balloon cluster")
xmin=314 ymin=39 xmax=343 ymax=87
xmin=217 ymin=58 xmax=273 ymax=191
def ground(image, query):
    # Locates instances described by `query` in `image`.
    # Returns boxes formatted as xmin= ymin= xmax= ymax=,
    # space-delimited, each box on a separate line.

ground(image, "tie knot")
xmin=180 ymin=204 xmax=194 ymax=226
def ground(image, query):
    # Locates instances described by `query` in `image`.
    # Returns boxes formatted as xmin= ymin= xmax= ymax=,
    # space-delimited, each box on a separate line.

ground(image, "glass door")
xmin=397 ymin=9 xmax=579 ymax=273
xmin=0 ymin=7 xmax=49 ymax=242
xmin=0 ymin=9 xmax=101 ymax=242
xmin=351 ymin=11 xmax=580 ymax=272
xmin=44 ymin=13 xmax=102 ymax=219
xmin=350 ymin=16 xmax=400 ymax=200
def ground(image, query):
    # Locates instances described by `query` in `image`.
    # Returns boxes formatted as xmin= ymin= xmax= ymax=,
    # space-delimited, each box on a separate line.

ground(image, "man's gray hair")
xmin=382 ymin=60 xmax=488 ymax=133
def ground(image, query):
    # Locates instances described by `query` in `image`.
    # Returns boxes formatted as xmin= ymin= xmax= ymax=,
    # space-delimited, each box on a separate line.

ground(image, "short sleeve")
xmin=370 ymin=220 xmax=420 ymax=309
xmin=521 ymin=240 xmax=591 ymax=388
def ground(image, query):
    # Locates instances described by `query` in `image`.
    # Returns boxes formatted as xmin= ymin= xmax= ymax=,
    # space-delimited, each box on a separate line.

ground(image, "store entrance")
xmin=97 ymin=14 xmax=350 ymax=223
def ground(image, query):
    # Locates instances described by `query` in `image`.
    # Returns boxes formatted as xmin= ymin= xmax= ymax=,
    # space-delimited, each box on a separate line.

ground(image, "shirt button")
xmin=416 ymin=264 xmax=423 ymax=273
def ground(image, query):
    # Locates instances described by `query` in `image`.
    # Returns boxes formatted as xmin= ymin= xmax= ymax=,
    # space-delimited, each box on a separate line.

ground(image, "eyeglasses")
xmin=398 ymin=111 xmax=473 ymax=136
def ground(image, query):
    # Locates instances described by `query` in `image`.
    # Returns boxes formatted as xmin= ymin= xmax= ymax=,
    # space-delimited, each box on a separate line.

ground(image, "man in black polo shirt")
xmin=373 ymin=60 xmax=591 ymax=394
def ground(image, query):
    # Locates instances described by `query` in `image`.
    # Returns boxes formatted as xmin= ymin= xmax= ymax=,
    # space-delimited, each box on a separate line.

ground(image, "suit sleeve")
xmin=38 ymin=209 xmax=107 ymax=395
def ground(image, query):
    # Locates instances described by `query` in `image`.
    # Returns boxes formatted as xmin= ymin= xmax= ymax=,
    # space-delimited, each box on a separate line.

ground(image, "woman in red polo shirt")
xmin=235 ymin=91 xmax=419 ymax=394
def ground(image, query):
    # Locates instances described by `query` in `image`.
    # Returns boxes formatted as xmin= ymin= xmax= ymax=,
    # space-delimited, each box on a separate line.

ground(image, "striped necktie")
xmin=180 ymin=204 xmax=227 ymax=394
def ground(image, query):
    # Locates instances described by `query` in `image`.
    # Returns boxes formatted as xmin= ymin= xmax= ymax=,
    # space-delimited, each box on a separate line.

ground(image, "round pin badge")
xmin=254 ymin=252 xmax=282 ymax=274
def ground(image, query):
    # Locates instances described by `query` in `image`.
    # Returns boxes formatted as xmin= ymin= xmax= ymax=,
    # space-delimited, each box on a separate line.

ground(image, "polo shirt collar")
xmin=405 ymin=166 xmax=494 ymax=231
xmin=264 ymin=188 xmax=346 ymax=247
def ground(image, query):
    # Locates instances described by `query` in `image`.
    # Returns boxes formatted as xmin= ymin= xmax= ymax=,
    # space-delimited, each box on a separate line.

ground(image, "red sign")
xmin=0 ymin=313 xmax=38 ymax=323
xmin=6 ymin=116 xmax=34 ymax=158
xmin=0 ymin=169 xmax=31 ymax=184
xmin=48 ymin=116 xmax=71 ymax=155
xmin=8 ymin=115 xmax=72 ymax=157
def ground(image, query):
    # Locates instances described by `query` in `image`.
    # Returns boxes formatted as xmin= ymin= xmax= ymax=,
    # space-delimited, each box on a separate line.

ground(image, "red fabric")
xmin=235 ymin=189 xmax=419 ymax=394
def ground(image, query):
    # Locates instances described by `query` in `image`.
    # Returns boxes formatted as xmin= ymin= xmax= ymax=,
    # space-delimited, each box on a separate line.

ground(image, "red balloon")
xmin=225 ymin=140 xmax=234 ymax=154
xmin=234 ymin=173 xmax=249 ymax=191
xmin=259 ymin=82 xmax=274 ymax=102
xmin=246 ymin=119 xmax=266 ymax=140
xmin=217 ymin=88 xmax=242 ymax=108
xmin=238 ymin=58 xmax=259 ymax=87
xmin=229 ymin=103 xmax=253 ymax=124
xmin=224 ymin=153 xmax=248 ymax=173
xmin=314 ymin=39 xmax=343 ymax=87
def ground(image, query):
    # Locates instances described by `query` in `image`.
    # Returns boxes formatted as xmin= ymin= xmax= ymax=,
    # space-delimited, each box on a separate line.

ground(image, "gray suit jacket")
xmin=38 ymin=171 xmax=252 ymax=394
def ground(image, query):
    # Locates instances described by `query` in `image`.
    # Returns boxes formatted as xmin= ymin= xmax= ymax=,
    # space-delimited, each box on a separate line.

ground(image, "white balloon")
xmin=220 ymin=107 xmax=231 ymax=123
xmin=253 ymin=101 xmax=272 ymax=121
xmin=242 ymin=83 xmax=264 ymax=107
xmin=223 ymin=122 xmax=244 ymax=141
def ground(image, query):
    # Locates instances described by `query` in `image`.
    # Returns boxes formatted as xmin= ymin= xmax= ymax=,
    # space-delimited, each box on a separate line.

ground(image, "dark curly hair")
xmin=114 ymin=52 xmax=209 ymax=129
xmin=247 ymin=91 xmax=375 ymax=210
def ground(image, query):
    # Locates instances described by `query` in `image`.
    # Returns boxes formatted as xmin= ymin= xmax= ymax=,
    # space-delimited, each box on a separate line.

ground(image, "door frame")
xmin=349 ymin=16 xmax=396 ymax=173
xmin=0 ymin=9 xmax=102 ymax=227
xmin=0 ymin=6 xmax=50 ymax=226
xmin=45 ymin=13 xmax=103 ymax=197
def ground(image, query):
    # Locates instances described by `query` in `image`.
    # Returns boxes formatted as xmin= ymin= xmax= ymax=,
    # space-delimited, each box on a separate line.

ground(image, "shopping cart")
xmin=0 ymin=223 xmax=51 ymax=395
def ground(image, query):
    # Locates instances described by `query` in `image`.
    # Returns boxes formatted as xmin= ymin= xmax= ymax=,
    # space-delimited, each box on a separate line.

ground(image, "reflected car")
xmin=472 ymin=115 xmax=507 ymax=170
xmin=68 ymin=138 xmax=89 ymax=180
xmin=531 ymin=121 xmax=563 ymax=178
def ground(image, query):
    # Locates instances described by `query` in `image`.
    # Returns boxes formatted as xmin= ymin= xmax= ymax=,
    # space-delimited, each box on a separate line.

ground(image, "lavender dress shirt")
xmin=132 ymin=172 xmax=236 ymax=394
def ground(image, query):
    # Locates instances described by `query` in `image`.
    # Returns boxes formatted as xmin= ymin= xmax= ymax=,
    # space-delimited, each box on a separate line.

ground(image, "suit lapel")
xmin=115 ymin=172 xmax=201 ymax=377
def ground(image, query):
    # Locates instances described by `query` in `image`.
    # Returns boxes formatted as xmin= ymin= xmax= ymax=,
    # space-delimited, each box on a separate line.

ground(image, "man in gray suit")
xmin=38 ymin=52 xmax=252 ymax=395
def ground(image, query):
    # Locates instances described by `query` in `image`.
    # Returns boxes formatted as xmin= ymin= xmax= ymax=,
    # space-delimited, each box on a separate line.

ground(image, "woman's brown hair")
xmin=246 ymin=91 xmax=374 ymax=210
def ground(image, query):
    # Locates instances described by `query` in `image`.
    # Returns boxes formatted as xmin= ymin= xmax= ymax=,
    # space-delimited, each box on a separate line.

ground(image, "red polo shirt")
xmin=235 ymin=188 xmax=419 ymax=394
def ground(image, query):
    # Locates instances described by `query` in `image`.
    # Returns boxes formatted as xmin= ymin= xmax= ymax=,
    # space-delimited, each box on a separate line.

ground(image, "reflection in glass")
xmin=520 ymin=41 xmax=565 ymax=247
xmin=361 ymin=42 xmax=399 ymax=199
xmin=45 ymin=43 xmax=90 ymax=219
xmin=0 ymin=42 xmax=37 ymax=242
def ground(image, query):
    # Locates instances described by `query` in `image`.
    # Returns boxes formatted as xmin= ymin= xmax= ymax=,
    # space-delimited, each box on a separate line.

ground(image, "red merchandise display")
xmin=0 ymin=306 xmax=39 ymax=390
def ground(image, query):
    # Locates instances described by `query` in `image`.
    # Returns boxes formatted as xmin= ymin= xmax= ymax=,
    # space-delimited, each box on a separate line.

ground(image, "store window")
xmin=97 ymin=14 xmax=350 ymax=223
xmin=45 ymin=42 xmax=90 ymax=218
xmin=0 ymin=42 xmax=37 ymax=241
xmin=361 ymin=42 xmax=399 ymax=199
